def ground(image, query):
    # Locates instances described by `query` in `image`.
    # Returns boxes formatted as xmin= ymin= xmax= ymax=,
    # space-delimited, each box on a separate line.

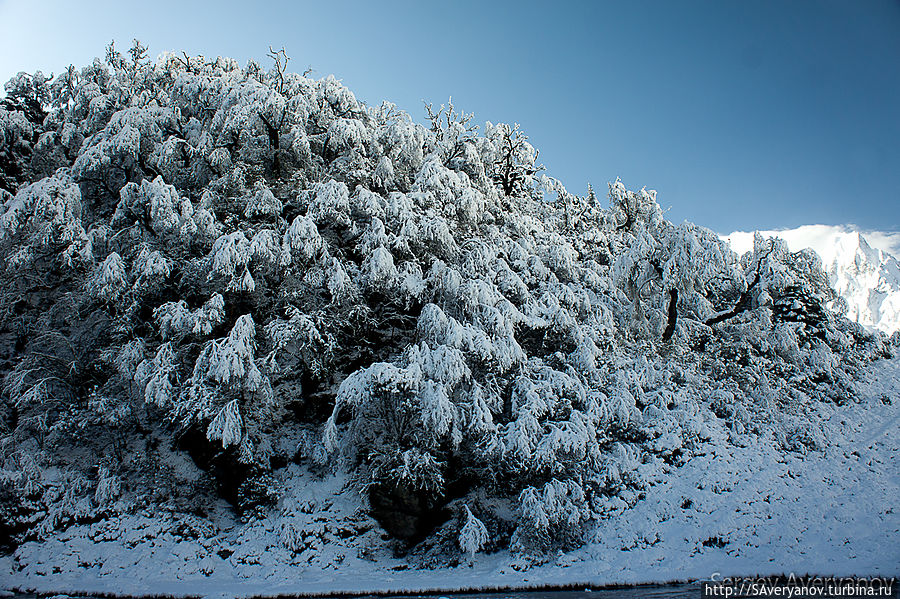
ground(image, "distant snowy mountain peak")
xmin=724 ymin=225 xmax=900 ymax=333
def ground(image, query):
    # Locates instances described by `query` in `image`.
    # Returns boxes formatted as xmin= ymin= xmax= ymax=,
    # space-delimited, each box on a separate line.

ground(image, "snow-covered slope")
xmin=725 ymin=225 xmax=900 ymax=334
xmin=4 ymin=353 xmax=898 ymax=598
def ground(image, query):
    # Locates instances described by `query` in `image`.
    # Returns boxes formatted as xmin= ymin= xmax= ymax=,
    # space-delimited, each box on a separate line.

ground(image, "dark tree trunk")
xmin=663 ymin=288 xmax=678 ymax=341
xmin=705 ymin=271 xmax=760 ymax=326
xmin=259 ymin=113 xmax=281 ymax=173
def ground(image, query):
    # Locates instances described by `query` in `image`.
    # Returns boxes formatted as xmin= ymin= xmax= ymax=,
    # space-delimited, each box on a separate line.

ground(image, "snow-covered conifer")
xmin=458 ymin=504 xmax=489 ymax=558
xmin=93 ymin=463 xmax=121 ymax=507
xmin=243 ymin=182 xmax=282 ymax=218
xmin=206 ymin=398 xmax=243 ymax=447
xmin=95 ymin=252 xmax=128 ymax=301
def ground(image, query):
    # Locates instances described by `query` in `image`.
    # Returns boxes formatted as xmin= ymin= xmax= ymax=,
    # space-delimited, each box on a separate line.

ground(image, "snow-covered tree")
xmin=184 ymin=314 xmax=273 ymax=460
xmin=0 ymin=43 xmax=889 ymax=557
xmin=458 ymin=504 xmax=489 ymax=558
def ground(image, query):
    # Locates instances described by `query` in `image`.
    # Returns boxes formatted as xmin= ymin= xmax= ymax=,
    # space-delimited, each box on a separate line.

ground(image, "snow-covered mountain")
xmin=724 ymin=225 xmax=900 ymax=334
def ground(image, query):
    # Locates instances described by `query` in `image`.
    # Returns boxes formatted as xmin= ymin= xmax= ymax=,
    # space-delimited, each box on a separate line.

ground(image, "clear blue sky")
xmin=1 ymin=0 xmax=898 ymax=234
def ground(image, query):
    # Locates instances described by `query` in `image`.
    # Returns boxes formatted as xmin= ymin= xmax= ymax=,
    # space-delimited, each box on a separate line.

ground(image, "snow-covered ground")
xmin=4 ymin=355 xmax=897 ymax=599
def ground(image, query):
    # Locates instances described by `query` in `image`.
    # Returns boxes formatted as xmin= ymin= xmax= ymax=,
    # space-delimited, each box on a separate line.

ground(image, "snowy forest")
xmin=0 ymin=42 xmax=895 ymax=572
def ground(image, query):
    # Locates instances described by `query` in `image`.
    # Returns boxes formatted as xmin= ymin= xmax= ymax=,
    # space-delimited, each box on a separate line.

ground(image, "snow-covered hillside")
xmin=0 ymin=45 xmax=897 ymax=595
xmin=4 ymin=352 xmax=898 ymax=597
xmin=725 ymin=226 xmax=900 ymax=334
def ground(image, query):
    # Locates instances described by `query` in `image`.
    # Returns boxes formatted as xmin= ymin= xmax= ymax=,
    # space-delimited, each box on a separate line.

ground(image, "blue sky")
xmin=1 ymin=0 xmax=898 ymax=234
